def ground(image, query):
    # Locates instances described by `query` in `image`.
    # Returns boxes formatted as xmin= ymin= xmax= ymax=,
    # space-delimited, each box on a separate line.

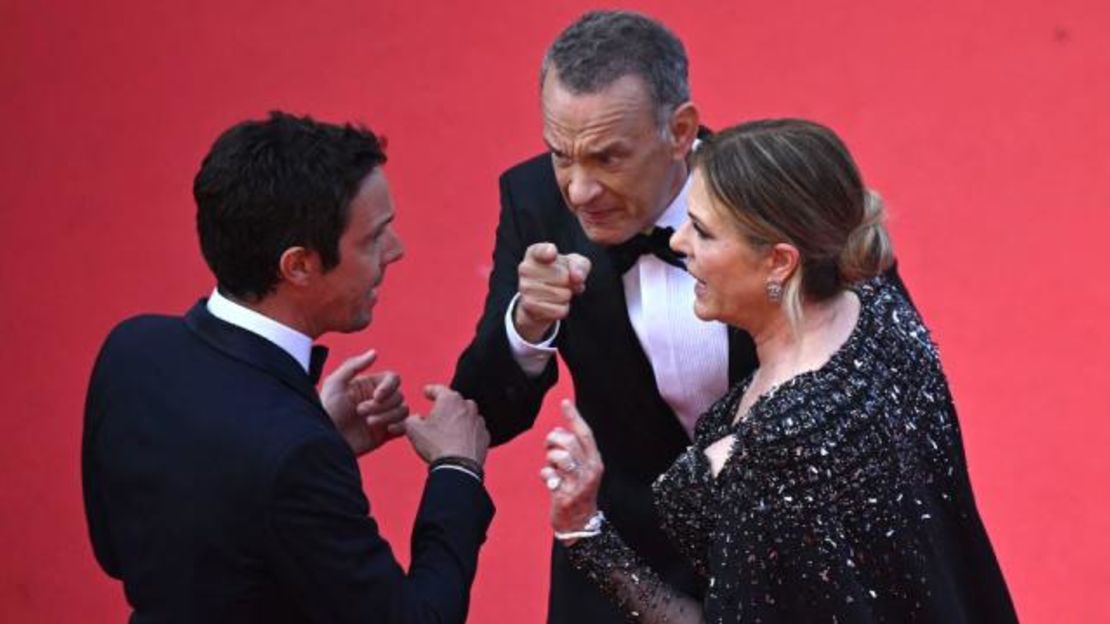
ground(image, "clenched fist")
xmin=514 ymin=242 xmax=592 ymax=343
xmin=404 ymin=385 xmax=490 ymax=466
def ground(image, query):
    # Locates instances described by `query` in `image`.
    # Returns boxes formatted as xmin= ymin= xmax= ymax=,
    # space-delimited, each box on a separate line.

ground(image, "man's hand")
xmin=514 ymin=242 xmax=592 ymax=343
xmin=319 ymin=349 xmax=409 ymax=457
xmin=404 ymin=385 xmax=490 ymax=466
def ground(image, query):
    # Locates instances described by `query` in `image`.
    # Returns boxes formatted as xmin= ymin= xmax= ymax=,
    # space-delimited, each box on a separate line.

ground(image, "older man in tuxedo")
xmin=451 ymin=11 xmax=755 ymax=622
xmin=84 ymin=112 xmax=493 ymax=623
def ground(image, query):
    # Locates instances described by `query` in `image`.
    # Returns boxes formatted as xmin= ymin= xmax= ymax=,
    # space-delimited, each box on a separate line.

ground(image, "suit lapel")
xmin=567 ymin=221 xmax=658 ymax=386
xmin=563 ymin=219 xmax=695 ymax=441
xmin=184 ymin=301 xmax=326 ymax=413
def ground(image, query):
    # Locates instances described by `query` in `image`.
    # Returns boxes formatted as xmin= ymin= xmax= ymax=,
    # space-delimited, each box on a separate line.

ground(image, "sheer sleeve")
xmin=566 ymin=524 xmax=703 ymax=623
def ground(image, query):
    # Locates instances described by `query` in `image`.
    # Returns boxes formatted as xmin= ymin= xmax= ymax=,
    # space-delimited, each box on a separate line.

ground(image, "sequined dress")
xmin=568 ymin=277 xmax=1017 ymax=622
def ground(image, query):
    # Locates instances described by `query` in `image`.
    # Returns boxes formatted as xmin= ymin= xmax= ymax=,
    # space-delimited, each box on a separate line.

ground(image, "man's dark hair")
xmin=540 ymin=10 xmax=689 ymax=124
xmin=194 ymin=111 xmax=387 ymax=300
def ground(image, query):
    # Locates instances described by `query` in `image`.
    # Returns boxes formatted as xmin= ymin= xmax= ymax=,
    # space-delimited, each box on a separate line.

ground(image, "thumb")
xmin=561 ymin=399 xmax=598 ymax=457
xmin=401 ymin=413 xmax=424 ymax=433
xmin=423 ymin=384 xmax=453 ymax=402
xmin=565 ymin=254 xmax=592 ymax=286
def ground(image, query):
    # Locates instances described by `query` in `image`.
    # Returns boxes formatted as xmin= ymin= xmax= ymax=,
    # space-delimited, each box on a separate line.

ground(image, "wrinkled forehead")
xmin=540 ymin=72 xmax=658 ymax=146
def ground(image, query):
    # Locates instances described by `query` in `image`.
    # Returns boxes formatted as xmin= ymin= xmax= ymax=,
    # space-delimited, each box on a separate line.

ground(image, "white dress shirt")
xmin=207 ymin=288 xmax=313 ymax=372
xmin=505 ymin=175 xmax=730 ymax=438
xmin=208 ymin=288 xmax=481 ymax=481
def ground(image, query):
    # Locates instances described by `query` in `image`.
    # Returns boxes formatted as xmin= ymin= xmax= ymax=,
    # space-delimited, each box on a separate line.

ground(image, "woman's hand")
xmin=540 ymin=399 xmax=604 ymax=534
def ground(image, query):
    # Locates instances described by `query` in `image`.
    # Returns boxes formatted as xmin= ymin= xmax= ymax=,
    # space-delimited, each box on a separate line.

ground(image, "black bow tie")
xmin=607 ymin=226 xmax=686 ymax=275
xmin=308 ymin=345 xmax=329 ymax=385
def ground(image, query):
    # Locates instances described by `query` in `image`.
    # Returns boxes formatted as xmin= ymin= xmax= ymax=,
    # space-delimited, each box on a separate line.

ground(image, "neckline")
xmin=727 ymin=284 xmax=872 ymax=435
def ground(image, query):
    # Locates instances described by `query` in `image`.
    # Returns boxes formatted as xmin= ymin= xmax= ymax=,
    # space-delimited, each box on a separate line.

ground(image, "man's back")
xmin=84 ymin=112 xmax=495 ymax=624
xmin=85 ymin=307 xmax=343 ymax=621
xmin=85 ymin=303 xmax=494 ymax=623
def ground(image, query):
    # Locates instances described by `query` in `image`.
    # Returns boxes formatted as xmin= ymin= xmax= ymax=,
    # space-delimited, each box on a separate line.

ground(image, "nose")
xmin=385 ymin=228 xmax=405 ymax=264
xmin=566 ymin=167 xmax=603 ymax=207
xmin=671 ymin=220 xmax=691 ymax=255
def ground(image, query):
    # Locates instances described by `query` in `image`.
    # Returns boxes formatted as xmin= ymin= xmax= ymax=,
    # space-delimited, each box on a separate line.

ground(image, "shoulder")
xmin=856 ymin=275 xmax=939 ymax=365
xmin=500 ymin=152 xmax=554 ymax=188
xmin=103 ymin=313 xmax=185 ymax=348
xmin=499 ymin=153 xmax=561 ymax=214
xmin=92 ymin=313 xmax=189 ymax=379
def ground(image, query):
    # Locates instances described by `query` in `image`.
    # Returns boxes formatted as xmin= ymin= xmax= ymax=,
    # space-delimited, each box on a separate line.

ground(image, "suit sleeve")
xmin=451 ymin=169 xmax=559 ymax=445
xmin=82 ymin=331 xmax=125 ymax=579
xmin=266 ymin=433 xmax=495 ymax=624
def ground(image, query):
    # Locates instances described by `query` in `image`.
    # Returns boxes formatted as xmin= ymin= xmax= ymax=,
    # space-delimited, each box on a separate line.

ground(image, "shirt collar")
xmin=655 ymin=172 xmax=693 ymax=230
xmin=206 ymin=288 xmax=313 ymax=373
xmin=654 ymin=138 xmax=699 ymax=231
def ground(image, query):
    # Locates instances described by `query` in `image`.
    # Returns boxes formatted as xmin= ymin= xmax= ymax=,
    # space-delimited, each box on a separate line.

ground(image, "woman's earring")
xmin=766 ymin=280 xmax=783 ymax=303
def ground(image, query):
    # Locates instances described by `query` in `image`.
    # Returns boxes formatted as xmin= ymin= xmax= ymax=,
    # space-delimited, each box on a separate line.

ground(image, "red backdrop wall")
xmin=2 ymin=0 xmax=1108 ymax=621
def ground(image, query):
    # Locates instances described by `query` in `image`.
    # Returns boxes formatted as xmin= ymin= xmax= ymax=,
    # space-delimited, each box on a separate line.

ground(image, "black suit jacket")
xmin=84 ymin=301 xmax=494 ymax=623
xmin=451 ymin=153 xmax=758 ymax=622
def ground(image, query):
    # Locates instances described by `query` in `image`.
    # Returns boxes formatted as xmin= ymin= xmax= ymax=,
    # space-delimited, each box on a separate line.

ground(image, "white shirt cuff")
xmin=431 ymin=464 xmax=482 ymax=482
xmin=504 ymin=293 xmax=559 ymax=378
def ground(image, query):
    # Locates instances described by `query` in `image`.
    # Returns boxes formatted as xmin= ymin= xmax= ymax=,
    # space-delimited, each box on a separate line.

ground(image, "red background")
xmin=2 ymin=0 xmax=1108 ymax=621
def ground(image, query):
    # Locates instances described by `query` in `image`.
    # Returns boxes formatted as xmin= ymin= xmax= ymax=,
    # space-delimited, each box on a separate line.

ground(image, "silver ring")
xmin=545 ymin=475 xmax=562 ymax=491
xmin=564 ymin=459 xmax=579 ymax=473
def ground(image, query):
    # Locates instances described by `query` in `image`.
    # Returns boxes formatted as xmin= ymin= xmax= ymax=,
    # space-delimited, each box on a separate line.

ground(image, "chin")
xmin=339 ymin=313 xmax=372 ymax=334
xmin=577 ymin=219 xmax=634 ymax=247
xmin=692 ymin=302 xmax=716 ymax=322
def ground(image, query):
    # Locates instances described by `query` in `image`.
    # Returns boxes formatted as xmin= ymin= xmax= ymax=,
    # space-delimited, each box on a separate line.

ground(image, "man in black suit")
xmin=451 ymin=11 xmax=756 ymax=622
xmin=83 ymin=112 xmax=494 ymax=623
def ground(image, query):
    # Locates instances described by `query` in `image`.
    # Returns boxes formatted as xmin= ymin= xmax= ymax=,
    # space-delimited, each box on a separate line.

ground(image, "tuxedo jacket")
xmin=84 ymin=301 xmax=494 ymax=624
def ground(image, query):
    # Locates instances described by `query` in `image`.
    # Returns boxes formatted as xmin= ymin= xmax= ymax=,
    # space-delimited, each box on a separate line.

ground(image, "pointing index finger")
xmin=329 ymin=349 xmax=377 ymax=384
xmin=527 ymin=242 xmax=559 ymax=265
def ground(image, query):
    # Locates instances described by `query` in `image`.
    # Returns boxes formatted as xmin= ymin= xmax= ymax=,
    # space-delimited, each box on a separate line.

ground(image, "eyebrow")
xmin=364 ymin=214 xmax=394 ymax=241
xmin=686 ymin=208 xmax=707 ymax=227
xmin=590 ymin=140 xmax=628 ymax=154
xmin=543 ymin=138 xmax=564 ymax=155
xmin=543 ymin=139 xmax=629 ymax=159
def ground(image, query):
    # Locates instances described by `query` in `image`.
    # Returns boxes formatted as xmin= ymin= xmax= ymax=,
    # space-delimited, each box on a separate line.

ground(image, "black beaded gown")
xmin=568 ymin=277 xmax=1018 ymax=622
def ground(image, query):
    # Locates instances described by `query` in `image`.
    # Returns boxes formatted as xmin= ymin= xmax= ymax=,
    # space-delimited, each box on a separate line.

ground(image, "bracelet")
xmin=429 ymin=455 xmax=484 ymax=482
xmin=554 ymin=510 xmax=605 ymax=542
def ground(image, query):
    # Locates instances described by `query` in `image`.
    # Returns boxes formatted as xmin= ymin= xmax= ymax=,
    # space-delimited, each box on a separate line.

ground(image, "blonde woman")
xmin=541 ymin=119 xmax=1017 ymax=622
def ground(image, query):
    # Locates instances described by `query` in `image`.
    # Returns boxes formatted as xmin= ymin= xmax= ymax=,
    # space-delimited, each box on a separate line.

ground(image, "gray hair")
xmin=540 ymin=10 xmax=690 ymax=125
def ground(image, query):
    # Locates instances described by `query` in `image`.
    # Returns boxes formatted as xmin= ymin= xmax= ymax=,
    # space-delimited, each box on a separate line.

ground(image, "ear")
xmin=277 ymin=246 xmax=318 ymax=287
xmin=766 ymin=242 xmax=800 ymax=285
xmin=666 ymin=102 xmax=700 ymax=159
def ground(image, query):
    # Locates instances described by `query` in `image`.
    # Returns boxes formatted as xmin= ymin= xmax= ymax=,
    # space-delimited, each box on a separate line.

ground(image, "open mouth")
xmin=687 ymin=270 xmax=707 ymax=297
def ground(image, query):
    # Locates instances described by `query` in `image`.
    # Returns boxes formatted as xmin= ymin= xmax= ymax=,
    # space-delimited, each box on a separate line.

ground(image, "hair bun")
xmin=839 ymin=189 xmax=894 ymax=283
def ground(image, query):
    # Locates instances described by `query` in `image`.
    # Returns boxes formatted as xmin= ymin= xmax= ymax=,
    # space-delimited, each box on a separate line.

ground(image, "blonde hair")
xmin=694 ymin=119 xmax=894 ymax=331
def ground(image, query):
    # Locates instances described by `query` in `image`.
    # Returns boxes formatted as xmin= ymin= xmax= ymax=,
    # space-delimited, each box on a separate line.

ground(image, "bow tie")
xmin=308 ymin=345 xmax=329 ymax=385
xmin=607 ymin=226 xmax=686 ymax=275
